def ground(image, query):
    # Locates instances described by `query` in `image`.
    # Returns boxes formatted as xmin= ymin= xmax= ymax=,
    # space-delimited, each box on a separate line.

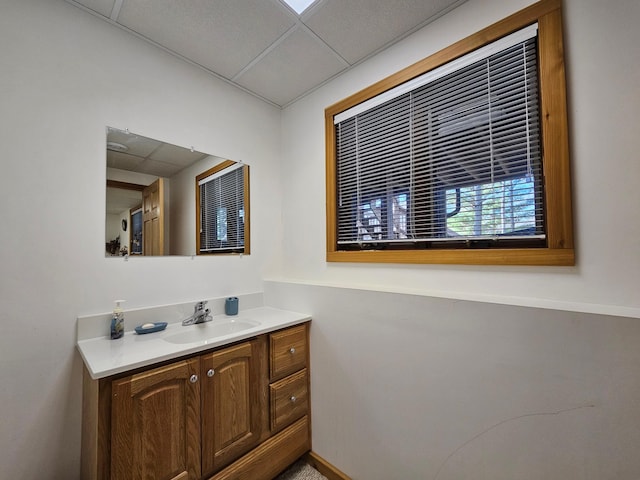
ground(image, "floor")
xmin=275 ymin=459 xmax=328 ymax=480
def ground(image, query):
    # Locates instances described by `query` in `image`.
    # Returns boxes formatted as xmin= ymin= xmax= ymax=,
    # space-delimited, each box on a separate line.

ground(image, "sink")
xmin=164 ymin=320 xmax=260 ymax=344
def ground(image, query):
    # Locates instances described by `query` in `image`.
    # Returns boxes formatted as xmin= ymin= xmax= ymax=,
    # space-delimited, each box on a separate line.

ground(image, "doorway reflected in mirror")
xmin=105 ymin=127 xmax=250 ymax=257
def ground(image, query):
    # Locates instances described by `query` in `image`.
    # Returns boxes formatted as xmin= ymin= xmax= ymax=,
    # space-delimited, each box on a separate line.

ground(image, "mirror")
xmin=105 ymin=127 xmax=249 ymax=257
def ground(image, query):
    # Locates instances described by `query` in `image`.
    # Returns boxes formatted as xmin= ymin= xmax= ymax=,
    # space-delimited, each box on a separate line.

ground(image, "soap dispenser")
xmin=110 ymin=300 xmax=125 ymax=339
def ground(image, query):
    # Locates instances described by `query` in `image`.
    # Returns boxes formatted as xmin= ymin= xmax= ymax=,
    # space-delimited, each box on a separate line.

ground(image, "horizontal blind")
xmin=199 ymin=166 xmax=244 ymax=252
xmin=334 ymin=24 xmax=538 ymax=124
xmin=335 ymin=25 xmax=544 ymax=246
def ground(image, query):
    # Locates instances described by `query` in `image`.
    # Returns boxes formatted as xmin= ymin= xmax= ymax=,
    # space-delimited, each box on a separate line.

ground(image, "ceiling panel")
xmin=116 ymin=0 xmax=296 ymax=78
xmin=65 ymin=0 xmax=468 ymax=107
xmin=106 ymin=186 xmax=142 ymax=215
xmin=234 ymin=26 xmax=346 ymax=106
xmin=106 ymin=129 xmax=209 ymax=178
xmin=74 ymin=0 xmax=114 ymax=17
xmin=107 ymin=151 xmax=146 ymax=172
xmin=133 ymin=158 xmax=189 ymax=177
xmin=305 ymin=0 xmax=466 ymax=64
xmin=149 ymin=143 xmax=208 ymax=167
xmin=107 ymin=129 xmax=161 ymax=157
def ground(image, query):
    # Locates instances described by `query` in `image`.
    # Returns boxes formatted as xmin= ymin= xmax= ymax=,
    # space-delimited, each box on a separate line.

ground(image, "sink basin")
xmin=164 ymin=320 xmax=260 ymax=344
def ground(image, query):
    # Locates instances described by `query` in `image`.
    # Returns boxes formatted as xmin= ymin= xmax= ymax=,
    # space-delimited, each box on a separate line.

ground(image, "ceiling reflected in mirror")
xmin=107 ymin=128 xmax=209 ymax=178
xmin=105 ymin=127 xmax=248 ymax=258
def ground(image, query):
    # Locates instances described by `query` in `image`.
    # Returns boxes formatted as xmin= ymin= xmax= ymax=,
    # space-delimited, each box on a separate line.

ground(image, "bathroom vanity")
xmin=78 ymin=305 xmax=311 ymax=480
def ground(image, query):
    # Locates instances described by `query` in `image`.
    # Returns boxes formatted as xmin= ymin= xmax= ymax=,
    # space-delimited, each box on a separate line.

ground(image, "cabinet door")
xmin=111 ymin=358 xmax=201 ymax=480
xmin=201 ymin=339 xmax=266 ymax=475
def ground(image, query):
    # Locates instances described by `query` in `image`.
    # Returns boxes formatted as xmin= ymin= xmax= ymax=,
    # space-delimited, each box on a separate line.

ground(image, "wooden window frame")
xmin=196 ymin=161 xmax=251 ymax=256
xmin=325 ymin=0 xmax=573 ymax=266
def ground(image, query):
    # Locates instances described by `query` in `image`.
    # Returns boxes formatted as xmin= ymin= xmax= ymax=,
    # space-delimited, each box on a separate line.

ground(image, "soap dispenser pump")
xmin=110 ymin=300 xmax=125 ymax=340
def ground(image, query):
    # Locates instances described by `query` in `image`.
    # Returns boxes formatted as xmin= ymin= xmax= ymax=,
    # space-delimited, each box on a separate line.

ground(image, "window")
xmin=196 ymin=161 xmax=250 ymax=255
xmin=325 ymin=0 xmax=573 ymax=266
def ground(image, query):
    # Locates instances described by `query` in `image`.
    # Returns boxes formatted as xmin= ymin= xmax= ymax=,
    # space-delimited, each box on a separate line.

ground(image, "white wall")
xmin=266 ymin=281 xmax=640 ymax=479
xmin=279 ymin=0 xmax=640 ymax=316
xmin=0 ymin=0 xmax=283 ymax=478
xmin=170 ymin=155 xmax=230 ymax=256
xmin=2 ymin=0 xmax=640 ymax=478
xmin=274 ymin=0 xmax=640 ymax=478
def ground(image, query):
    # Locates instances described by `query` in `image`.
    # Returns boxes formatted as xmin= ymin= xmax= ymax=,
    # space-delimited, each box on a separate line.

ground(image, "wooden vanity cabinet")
xmin=268 ymin=324 xmax=309 ymax=434
xmin=110 ymin=358 xmax=202 ymax=480
xmin=209 ymin=323 xmax=311 ymax=480
xmin=200 ymin=339 xmax=268 ymax=476
xmin=82 ymin=322 xmax=310 ymax=480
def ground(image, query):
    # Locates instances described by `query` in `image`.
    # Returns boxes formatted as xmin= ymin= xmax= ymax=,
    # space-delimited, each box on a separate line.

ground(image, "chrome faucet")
xmin=182 ymin=301 xmax=212 ymax=326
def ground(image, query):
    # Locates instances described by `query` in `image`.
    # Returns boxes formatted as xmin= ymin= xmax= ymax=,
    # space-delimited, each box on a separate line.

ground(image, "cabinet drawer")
xmin=270 ymin=368 xmax=308 ymax=433
xmin=270 ymin=324 xmax=307 ymax=381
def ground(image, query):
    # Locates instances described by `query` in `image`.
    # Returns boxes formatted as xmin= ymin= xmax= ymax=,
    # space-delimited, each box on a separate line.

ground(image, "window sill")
xmin=326 ymin=248 xmax=575 ymax=266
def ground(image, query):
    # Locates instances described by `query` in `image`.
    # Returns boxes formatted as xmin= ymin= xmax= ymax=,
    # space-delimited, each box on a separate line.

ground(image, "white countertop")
xmin=77 ymin=306 xmax=311 ymax=379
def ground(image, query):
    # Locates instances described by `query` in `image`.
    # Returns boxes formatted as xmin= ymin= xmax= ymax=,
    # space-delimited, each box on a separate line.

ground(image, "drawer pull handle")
xmin=289 ymin=347 xmax=296 ymax=354
xmin=207 ymin=369 xmax=215 ymax=377
xmin=290 ymin=395 xmax=297 ymax=403
xmin=189 ymin=374 xmax=198 ymax=383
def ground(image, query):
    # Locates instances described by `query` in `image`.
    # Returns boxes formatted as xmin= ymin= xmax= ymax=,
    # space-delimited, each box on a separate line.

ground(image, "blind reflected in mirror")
xmin=105 ymin=127 xmax=249 ymax=257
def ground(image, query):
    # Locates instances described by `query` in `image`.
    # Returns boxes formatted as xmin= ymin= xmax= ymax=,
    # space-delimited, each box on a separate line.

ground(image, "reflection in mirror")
xmin=105 ymin=127 xmax=249 ymax=257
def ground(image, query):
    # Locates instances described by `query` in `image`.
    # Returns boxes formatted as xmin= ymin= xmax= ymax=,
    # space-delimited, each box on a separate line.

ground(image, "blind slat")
xmin=335 ymin=28 xmax=544 ymax=245
xmin=199 ymin=166 xmax=245 ymax=252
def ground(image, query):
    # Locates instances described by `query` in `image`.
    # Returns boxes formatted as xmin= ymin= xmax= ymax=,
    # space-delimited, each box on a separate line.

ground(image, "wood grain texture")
xmin=327 ymin=247 xmax=574 ymax=266
xmin=324 ymin=0 xmax=574 ymax=266
xmin=201 ymin=339 xmax=266 ymax=476
xmin=305 ymin=452 xmax=352 ymax=480
xmin=82 ymin=329 xmax=309 ymax=480
xmin=243 ymin=165 xmax=251 ymax=255
xmin=195 ymin=160 xmax=250 ymax=256
xmin=82 ymin=369 xmax=112 ymax=480
xmin=270 ymin=324 xmax=307 ymax=382
xmin=324 ymin=0 xmax=561 ymax=118
xmin=110 ymin=358 xmax=201 ymax=480
xmin=270 ymin=368 xmax=309 ymax=433
xmin=106 ymin=180 xmax=145 ymax=191
xmin=142 ymin=177 xmax=164 ymax=256
xmin=207 ymin=416 xmax=311 ymax=480
xmin=305 ymin=323 xmax=313 ymax=451
xmin=81 ymin=366 xmax=99 ymax=480
xmin=195 ymin=160 xmax=235 ymax=255
xmin=538 ymin=7 xmax=574 ymax=250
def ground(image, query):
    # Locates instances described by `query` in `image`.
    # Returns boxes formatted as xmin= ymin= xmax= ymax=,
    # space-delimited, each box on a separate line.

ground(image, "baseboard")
xmin=304 ymin=452 xmax=351 ymax=480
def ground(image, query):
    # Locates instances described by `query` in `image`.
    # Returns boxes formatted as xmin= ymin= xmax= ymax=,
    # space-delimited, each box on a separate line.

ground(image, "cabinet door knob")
xmin=189 ymin=374 xmax=198 ymax=383
xmin=207 ymin=368 xmax=215 ymax=377
xmin=289 ymin=347 xmax=296 ymax=354
xmin=290 ymin=395 xmax=297 ymax=403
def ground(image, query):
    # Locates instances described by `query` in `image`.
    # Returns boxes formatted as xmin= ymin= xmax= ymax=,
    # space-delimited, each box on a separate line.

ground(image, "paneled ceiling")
xmin=65 ymin=0 xmax=468 ymax=107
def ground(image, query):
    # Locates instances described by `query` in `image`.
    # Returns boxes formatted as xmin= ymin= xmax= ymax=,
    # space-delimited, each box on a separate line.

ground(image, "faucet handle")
xmin=195 ymin=300 xmax=208 ymax=311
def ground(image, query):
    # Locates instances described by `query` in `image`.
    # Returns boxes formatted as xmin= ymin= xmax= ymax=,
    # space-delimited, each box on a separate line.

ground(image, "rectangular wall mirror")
xmin=105 ymin=127 xmax=250 ymax=257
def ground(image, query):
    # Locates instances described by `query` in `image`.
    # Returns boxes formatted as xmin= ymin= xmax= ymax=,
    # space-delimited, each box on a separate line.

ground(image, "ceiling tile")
xmin=305 ymin=0 xmax=464 ymax=64
xmin=107 ymin=129 xmax=209 ymax=177
xmin=116 ymin=0 xmax=296 ymax=78
xmin=73 ymin=0 xmax=115 ymax=18
xmin=106 ymin=186 xmax=142 ymax=215
xmin=235 ymin=27 xmax=346 ymax=106
xmin=66 ymin=0 xmax=469 ymax=106
xmin=108 ymin=129 xmax=161 ymax=157
xmin=107 ymin=151 xmax=146 ymax=171
xmin=149 ymin=144 xmax=208 ymax=168
xmin=134 ymin=158 xmax=185 ymax=177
